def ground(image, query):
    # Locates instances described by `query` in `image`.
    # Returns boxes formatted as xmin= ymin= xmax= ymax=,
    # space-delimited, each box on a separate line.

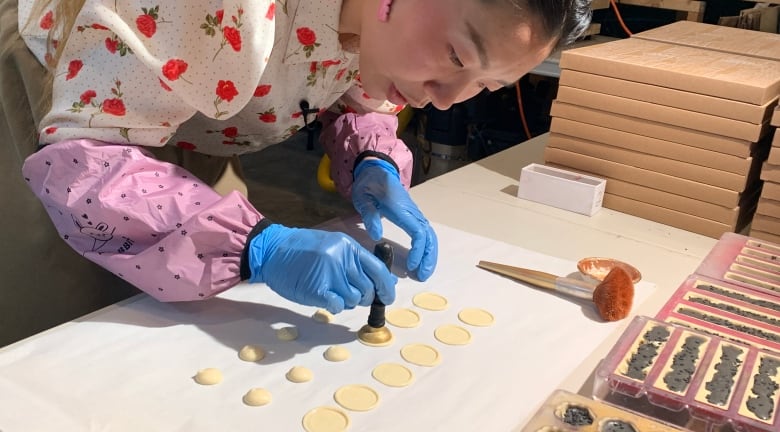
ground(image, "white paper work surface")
xmin=0 ymin=219 xmax=653 ymax=432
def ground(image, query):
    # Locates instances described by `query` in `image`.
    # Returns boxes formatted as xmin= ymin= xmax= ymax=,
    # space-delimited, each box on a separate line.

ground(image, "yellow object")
xmin=396 ymin=106 xmax=413 ymax=136
xmin=317 ymin=154 xmax=337 ymax=192
xmin=317 ymin=107 xmax=413 ymax=192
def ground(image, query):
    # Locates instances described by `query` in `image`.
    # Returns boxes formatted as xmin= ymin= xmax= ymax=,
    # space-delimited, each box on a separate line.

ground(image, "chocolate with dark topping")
xmin=562 ymin=405 xmax=594 ymax=426
xmin=662 ymin=335 xmax=706 ymax=393
xmin=624 ymin=325 xmax=671 ymax=380
xmin=677 ymin=308 xmax=780 ymax=343
xmin=695 ymin=284 xmax=780 ymax=313
xmin=705 ymin=345 xmax=744 ymax=406
xmin=687 ymin=296 xmax=780 ymax=327
xmin=744 ymin=356 xmax=780 ymax=421
xmin=600 ymin=419 xmax=637 ymax=432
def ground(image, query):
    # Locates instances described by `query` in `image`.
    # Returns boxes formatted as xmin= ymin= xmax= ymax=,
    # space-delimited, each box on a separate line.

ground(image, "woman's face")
xmin=357 ymin=0 xmax=556 ymax=110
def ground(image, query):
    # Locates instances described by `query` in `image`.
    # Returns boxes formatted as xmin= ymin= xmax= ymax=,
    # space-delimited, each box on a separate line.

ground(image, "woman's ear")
xmin=377 ymin=0 xmax=393 ymax=22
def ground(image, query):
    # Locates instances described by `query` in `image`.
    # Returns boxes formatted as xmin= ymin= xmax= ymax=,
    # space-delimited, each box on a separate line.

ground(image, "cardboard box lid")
xmin=603 ymin=193 xmax=739 ymax=238
xmin=544 ymin=146 xmax=742 ymax=208
xmin=632 ymin=21 xmax=780 ymax=61
xmin=549 ymin=117 xmax=753 ymax=175
xmin=560 ymin=38 xmax=780 ymax=105
xmin=555 ymin=86 xmax=769 ymax=142
xmin=559 ymin=69 xmax=777 ymax=124
xmin=550 ymin=101 xmax=754 ymax=157
xmin=547 ymin=132 xmax=752 ymax=191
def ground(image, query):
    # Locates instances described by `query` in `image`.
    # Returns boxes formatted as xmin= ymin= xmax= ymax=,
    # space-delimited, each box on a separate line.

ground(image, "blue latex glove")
xmin=247 ymin=224 xmax=397 ymax=314
xmin=352 ymin=159 xmax=438 ymax=281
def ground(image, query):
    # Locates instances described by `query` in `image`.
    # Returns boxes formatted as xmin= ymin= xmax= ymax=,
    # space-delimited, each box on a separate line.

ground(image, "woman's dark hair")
xmin=484 ymin=0 xmax=593 ymax=48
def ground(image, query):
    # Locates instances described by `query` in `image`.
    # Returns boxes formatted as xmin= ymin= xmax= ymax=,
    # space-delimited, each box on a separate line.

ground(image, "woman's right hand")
xmin=245 ymin=224 xmax=397 ymax=314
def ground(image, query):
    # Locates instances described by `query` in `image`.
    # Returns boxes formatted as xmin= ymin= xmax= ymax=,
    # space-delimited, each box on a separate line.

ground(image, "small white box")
xmin=517 ymin=163 xmax=606 ymax=216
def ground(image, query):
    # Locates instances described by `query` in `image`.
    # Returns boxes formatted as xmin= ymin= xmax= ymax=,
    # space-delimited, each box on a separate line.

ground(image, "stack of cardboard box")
xmin=546 ymin=21 xmax=780 ymax=238
xmin=753 ymin=107 xmax=780 ymax=242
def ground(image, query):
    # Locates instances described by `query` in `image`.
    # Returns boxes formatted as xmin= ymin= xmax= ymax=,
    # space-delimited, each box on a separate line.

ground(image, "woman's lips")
xmin=387 ymin=83 xmax=408 ymax=106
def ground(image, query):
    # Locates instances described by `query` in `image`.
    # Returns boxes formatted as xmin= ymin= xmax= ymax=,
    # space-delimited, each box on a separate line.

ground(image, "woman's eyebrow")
xmin=465 ymin=20 xmax=513 ymax=87
xmin=466 ymin=21 xmax=489 ymax=69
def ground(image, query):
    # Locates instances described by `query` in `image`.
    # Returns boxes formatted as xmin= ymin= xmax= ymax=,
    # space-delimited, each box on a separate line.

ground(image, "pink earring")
xmin=377 ymin=0 xmax=393 ymax=22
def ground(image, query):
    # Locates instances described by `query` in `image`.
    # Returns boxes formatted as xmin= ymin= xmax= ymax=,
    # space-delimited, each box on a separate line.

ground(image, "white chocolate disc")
xmin=412 ymin=292 xmax=448 ymax=311
xmin=372 ymin=363 xmax=414 ymax=387
xmin=193 ymin=368 xmax=223 ymax=385
xmin=302 ymin=406 xmax=350 ymax=432
xmin=400 ymin=343 xmax=441 ymax=367
xmin=312 ymin=309 xmax=334 ymax=323
xmin=385 ymin=308 xmax=421 ymax=328
xmin=286 ymin=366 xmax=313 ymax=383
xmin=458 ymin=308 xmax=495 ymax=327
xmin=333 ymin=384 xmax=380 ymax=412
xmin=276 ymin=326 xmax=299 ymax=341
xmin=434 ymin=324 xmax=472 ymax=346
xmin=238 ymin=344 xmax=266 ymax=362
xmin=242 ymin=388 xmax=272 ymax=406
xmin=323 ymin=345 xmax=351 ymax=362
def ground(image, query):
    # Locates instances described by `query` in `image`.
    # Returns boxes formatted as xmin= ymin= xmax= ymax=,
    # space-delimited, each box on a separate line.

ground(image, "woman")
xmin=18 ymin=0 xmax=591 ymax=314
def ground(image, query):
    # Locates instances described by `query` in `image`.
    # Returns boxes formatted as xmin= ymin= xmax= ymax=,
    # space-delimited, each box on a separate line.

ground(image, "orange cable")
xmin=610 ymin=0 xmax=633 ymax=36
xmin=515 ymin=81 xmax=532 ymax=141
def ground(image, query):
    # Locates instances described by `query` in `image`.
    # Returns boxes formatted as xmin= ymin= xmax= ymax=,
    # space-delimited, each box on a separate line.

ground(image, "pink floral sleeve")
xmin=319 ymin=111 xmax=414 ymax=199
xmin=22 ymin=139 xmax=264 ymax=301
xmin=318 ymin=73 xmax=413 ymax=198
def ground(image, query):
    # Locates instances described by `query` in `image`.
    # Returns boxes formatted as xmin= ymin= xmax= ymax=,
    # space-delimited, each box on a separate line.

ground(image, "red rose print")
xmin=44 ymin=127 xmax=57 ymax=134
xmin=65 ymin=59 xmax=83 ymax=80
xmin=266 ymin=3 xmax=275 ymax=20
xmin=177 ymin=141 xmax=196 ymax=150
xmin=215 ymin=80 xmax=238 ymax=102
xmin=258 ymin=110 xmax=276 ymax=123
xmin=296 ymin=27 xmax=316 ymax=46
xmin=162 ymin=59 xmax=188 ymax=81
xmin=203 ymin=6 xmax=243 ymax=61
xmin=102 ymin=98 xmax=126 ymax=116
xmin=39 ymin=10 xmax=54 ymax=30
xmin=335 ymin=68 xmax=347 ymax=81
xmin=80 ymin=90 xmax=96 ymax=104
xmin=291 ymin=112 xmax=302 ymax=119
xmin=322 ymin=59 xmax=341 ymax=68
xmin=223 ymin=26 xmax=241 ymax=51
xmin=159 ymin=78 xmax=172 ymax=91
xmin=136 ymin=14 xmax=156 ymax=37
xmin=105 ymin=37 xmax=118 ymax=53
xmin=92 ymin=23 xmax=108 ymax=30
xmin=222 ymin=127 xmax=238 ymax=138
xmin=254 ymin=85 xmax=271 ymax=97
xmin=310 ymin=62 xmax=318 ymax=74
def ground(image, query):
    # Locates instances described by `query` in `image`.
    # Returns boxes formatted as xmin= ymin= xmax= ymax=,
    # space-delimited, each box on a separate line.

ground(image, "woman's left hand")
xmin=352 ymin=159 xmax=438 ymax=281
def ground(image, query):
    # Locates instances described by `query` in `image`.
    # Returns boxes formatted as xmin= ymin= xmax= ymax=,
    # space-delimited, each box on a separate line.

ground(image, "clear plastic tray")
xmin=695 ymin=232 xmax=780 ymax=298
xmin=656 ymin=274 xmax=780 ymax=354
xmin=519 ymin=388 xmax=685 ymax=431
xmin=593 ymin=316 xmax=780 ymax=432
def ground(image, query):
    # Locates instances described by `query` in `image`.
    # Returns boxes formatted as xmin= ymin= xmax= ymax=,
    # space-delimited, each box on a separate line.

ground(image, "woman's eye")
xmin=449 ymin=46 xmax=464 ymax=68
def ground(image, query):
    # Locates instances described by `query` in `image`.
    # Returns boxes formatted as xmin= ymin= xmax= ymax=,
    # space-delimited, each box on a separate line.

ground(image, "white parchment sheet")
xmin=0 ymin=218 xmax=653 ymax=431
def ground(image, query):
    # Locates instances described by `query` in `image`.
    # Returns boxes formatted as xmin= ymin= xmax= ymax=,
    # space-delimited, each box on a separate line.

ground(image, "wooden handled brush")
xmin=477 ymin=260 xmax=635 ymax=321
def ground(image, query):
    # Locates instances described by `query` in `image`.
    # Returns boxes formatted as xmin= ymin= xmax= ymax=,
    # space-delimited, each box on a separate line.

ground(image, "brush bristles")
xmin=593 ymin=267 xmax=635 ymax=321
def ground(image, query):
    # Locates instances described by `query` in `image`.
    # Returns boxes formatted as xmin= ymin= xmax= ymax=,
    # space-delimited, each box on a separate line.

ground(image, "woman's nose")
xmin=423 ymin=77 xmax=477 ymax=110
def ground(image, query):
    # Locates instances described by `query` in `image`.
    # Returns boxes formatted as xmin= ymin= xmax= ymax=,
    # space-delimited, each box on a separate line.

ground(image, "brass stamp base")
xmin=357 ymin=324 xmax=394 ymax=347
